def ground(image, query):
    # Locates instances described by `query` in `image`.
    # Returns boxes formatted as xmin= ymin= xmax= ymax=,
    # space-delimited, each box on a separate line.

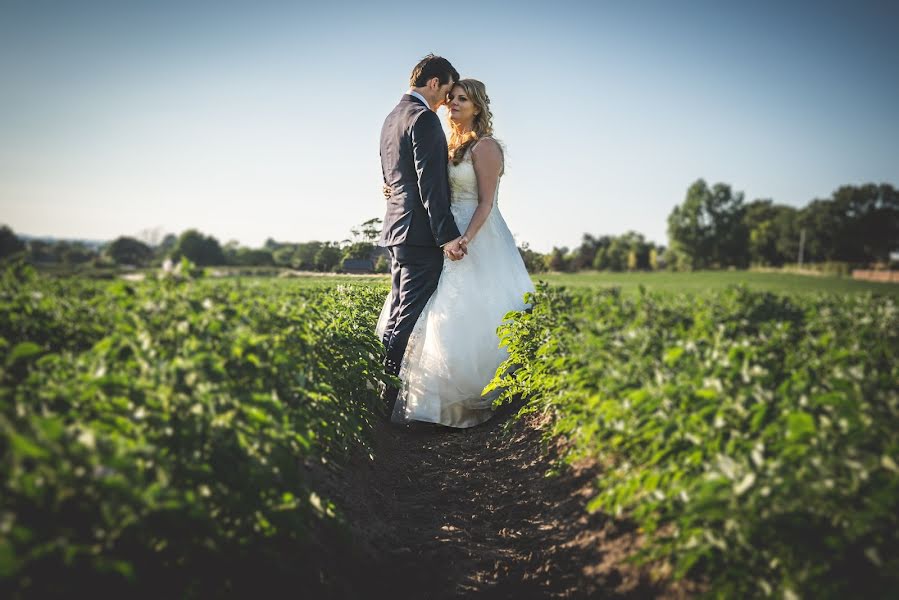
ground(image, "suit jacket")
xmin=378 ymin=94 xmax=461 ymax=247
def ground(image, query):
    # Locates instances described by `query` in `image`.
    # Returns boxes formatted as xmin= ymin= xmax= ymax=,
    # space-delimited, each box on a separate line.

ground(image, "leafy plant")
xmin=1 ymin=266 xmax=389 ymax=597
xmin=490 ymin=282 xmax=899 ymax=598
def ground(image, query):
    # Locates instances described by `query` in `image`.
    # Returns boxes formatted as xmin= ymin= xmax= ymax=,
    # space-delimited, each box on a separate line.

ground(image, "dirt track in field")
xmin=315 ymin=398 xmax=699 ymax=599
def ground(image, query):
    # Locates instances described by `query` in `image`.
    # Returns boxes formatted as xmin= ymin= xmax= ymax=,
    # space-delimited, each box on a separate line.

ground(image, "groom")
xmin=378 ymin=54 xmax=468 ymax=421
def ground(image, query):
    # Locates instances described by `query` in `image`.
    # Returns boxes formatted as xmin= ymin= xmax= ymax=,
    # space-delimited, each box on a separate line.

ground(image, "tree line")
xmin=2 ymin=181 xmax=895 ymax=274
xmin=524 ymin=180 xmax=898 ymax=273
xmin=0 ymin=219 xmax=389 ymax=274
xmin=666 ymin=180 xmax=898 ymax=270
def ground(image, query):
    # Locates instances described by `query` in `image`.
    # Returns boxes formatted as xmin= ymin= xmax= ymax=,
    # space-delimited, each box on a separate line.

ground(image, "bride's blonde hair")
xmin=448 ymin=79 xmax=495 ymax=166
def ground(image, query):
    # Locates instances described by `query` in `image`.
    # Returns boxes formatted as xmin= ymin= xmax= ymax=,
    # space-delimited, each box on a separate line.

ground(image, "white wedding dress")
xmin=375 ymin=140 xmax=535 ymax=427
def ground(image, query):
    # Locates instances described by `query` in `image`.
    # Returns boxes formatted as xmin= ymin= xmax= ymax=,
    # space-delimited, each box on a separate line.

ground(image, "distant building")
xmin=342 ymin=258 xmax=374 ymax=274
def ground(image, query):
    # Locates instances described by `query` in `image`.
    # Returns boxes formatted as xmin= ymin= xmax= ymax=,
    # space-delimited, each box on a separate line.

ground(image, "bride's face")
xmin=447 ymin=85 xmax=478 ymax=127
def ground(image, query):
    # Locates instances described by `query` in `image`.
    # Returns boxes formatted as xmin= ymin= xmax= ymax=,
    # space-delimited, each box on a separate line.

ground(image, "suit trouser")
xmin=381 ymin=244 xmax=444 ymax=413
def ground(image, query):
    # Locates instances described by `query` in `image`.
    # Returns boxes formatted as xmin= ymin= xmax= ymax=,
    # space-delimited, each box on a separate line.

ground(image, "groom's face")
xmin=433 ymin=79 xmax=455 ymax=109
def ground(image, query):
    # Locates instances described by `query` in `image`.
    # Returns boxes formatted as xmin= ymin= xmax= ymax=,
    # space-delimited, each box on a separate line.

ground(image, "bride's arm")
xmin=463 ymin=139 xmax=503 ymax=244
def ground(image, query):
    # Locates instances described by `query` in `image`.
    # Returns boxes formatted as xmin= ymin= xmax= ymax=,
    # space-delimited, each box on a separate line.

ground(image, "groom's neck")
xmin=409 ymin=87 xmax=435 ymax=111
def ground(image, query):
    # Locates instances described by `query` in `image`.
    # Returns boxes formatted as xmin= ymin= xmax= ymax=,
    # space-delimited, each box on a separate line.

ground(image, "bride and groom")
xmin=375 ymin=54 xmax=534 ymax=429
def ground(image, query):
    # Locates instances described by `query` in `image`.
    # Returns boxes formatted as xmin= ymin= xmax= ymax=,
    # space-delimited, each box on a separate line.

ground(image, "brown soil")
xmin=312 ymin=398 xmax=700 ymax=599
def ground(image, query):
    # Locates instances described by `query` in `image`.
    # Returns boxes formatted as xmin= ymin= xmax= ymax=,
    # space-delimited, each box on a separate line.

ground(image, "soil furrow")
xmin=317 ymin=400 xmax=698 ymax=599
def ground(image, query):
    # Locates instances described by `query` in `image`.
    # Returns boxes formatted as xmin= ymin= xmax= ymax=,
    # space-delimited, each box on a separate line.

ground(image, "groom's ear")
xmin=426 ymin=76 xmax=441 ymax=90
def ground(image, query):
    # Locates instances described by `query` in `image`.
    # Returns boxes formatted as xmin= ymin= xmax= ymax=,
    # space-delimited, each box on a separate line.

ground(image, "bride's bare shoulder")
xmin=471 ymin=137 xmax=504 ymax=176
xmin=471 ymin=137 xmax=503 ymax=160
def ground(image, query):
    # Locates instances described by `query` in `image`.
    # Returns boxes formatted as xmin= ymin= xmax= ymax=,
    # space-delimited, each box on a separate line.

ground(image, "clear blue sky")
xmin=2 ymin=0 xmax=897 ymax=252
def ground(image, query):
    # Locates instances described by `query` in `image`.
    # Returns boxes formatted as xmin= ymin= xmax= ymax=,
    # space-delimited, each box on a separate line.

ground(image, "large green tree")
xmin=232 ymin=248 xmax=275 ymax=267
xmin=314 ymin=243 xmax=342 ymax=272
xmin=796 ymin=198 xmax=841 ymax=262
xmin=591 ymin=231 xmax=652 ymax=271
xmin=154 ymin=233 xmax=178 ymax=262
xmin=294 ymin=241 xmax=324 ymax=271
xmin=517 ymin=242 xmax=546 ymax=274
xmin=572 ymin=234 xmax=608 ymax=270
xmin=343 ymin=217 xmax=383 ymax=262
xmin=271 ymin=245 xmax=298 ymax=267
xmin=667 ymin=179 xmax=749 ymax=269
xmin=830 ymin=184 xmax=898 ymax=263
xmin=171 ymin=229 xmax=225 ymax=266
xmin=0 ymin=225 xmax=25 ymax=260
xmin=106 ymin=236 xmax=153 ymax=266
xmin=544 ymin=247 xmax=570 ymax=272
xmin=744 ymin=200 xmax=799 ymax=266
xmin=59 ymin=242 xmax=96 ymax=266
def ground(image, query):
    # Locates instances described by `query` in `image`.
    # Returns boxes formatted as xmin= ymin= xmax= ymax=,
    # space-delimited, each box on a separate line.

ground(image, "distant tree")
xmin=272 ymin=245 xmax=298 ymax=267
xmin=222 ymin=239 xmax=241 ymax=265
xmin=155 ymin=233 xmax=178 ymax=262
xmin=26 ymin=240 xmax=57 ymax=264
xmin=544 ymin=246 xmax=569 ymax=272
xmin=603 ymin=237 xmax=630 ymax=271
xmin=570 ymin=234 xmax=597 ymax=270
xmin=374 ymin=255 xmax=390 ymax=274
xmin=351 ymin=217 xmax=383 ymax=244
xmin=342 ymin=242 xmax=376 ymax=261
xmin=667 ymin=184 xmax=707 ymax=270
xmin=658 ymin=246 xmax=684 ymax=271
xmin=343 ymin=217 xmax=383 ymax=262
xmin=796 ymin=198 xmax=841 ymax=263
xmin=793 ymin=184 xmax=899 ymax=266
xmin=171 ymin=229 xmax=225 ymax=266
xmin=294 ymin=241 xmax=324 ymax=271
xmin=575 ymin=234 xmax=598 ymax=269
xmin=59 ymin=242 xmax=96 ymax=266
xmin=828 ymin=184 xmax=899 ymax=263
xmin=744 ymin=199 xmax=783 ymax=266
xmin=0 ymin=225 xmax=25 ymax=260
xmin=518 ymin=242 xmax=545 ymax=274
xmin=623 ymin=231 xmax=653 ymax=270
xmin=592 ymin=247 xmax=608 ymax=270
xmin=233 ymin=248 xmax=275 ymax=267
xmin=773 ymin=207 xmax=800 ymax=263
xmin=588 ymin=233 xmax=645 ymax=271
xmin=106 ymin=236 xmax=154 ymax=266
xmin=667 ymin=179 xmax=749 ymax=269
xmin=314 ymin=243 xmax=342 ymax=272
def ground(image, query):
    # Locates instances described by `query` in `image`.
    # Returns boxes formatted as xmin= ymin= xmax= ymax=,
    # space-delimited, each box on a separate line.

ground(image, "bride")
xmin=375 ymin=78 xmax=535 ymax=428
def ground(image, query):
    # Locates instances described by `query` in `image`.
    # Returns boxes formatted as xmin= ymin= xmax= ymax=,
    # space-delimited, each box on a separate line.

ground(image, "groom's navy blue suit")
xmin=378 ymin=94 xmax=461 ymax=416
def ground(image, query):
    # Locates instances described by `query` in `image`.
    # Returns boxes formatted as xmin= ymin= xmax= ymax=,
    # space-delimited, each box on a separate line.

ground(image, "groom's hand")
xmin=443 ymin=236 xmax=468 ymax=261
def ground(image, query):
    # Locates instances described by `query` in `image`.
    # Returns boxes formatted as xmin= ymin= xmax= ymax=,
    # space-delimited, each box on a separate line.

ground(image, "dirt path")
xmin=315 ymin=399 xmax=697 ymax=599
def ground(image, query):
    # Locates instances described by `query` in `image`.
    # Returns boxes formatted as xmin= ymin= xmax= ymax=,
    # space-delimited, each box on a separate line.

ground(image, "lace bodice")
xmin=448 ymin=140 xmax=502 ymax=207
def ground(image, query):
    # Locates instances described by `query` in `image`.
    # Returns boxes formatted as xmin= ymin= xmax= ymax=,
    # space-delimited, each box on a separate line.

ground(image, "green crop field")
xmin=1 ymin=264 xmax=389 ymax=597
xmin=3 ymin=262 xmax=897 ymax=598
xmin=490 ymin=282 xmax=899 ymax=597
xmin=229 ymin=269 xmax=899 ymax=297
xmin=534 ymin=270 xmax=899 ymax=296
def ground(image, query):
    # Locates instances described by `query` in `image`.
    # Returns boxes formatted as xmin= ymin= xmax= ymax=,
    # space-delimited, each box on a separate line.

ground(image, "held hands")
xmin=443 ymin=236 xmax=469 ymax=261
xmin=383 ymin=182 xmax=469 ymax=260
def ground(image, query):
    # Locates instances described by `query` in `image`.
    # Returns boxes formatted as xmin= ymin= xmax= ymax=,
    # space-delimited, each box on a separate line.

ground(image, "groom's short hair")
xmin=410 ymin=54 xmax=459 ymax=88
